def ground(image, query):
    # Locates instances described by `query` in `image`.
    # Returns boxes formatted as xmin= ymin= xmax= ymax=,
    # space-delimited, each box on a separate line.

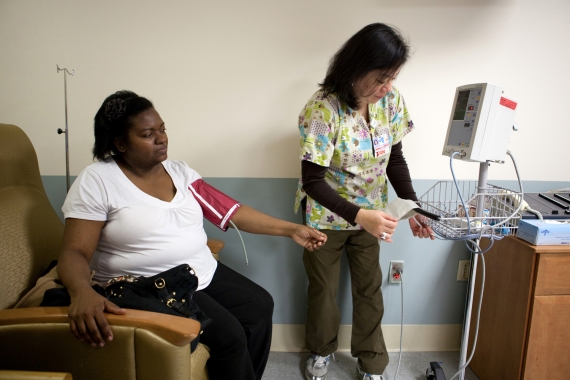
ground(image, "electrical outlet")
xmin=389 ymin=260 xmax=404 ymax=284
xmin=457 ymin=260 xmax=471 ymax=281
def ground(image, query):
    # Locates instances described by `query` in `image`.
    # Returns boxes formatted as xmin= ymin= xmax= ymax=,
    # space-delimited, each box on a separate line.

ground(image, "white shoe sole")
xmin=305 ymin=373 xmax=327 ymax=380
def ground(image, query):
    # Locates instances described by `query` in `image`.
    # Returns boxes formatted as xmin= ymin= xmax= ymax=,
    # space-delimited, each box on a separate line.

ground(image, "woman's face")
xmin=115 ymin=108 xmax=168 ymax=167
xmin=353 ymin=69 xmax=400 ymax=107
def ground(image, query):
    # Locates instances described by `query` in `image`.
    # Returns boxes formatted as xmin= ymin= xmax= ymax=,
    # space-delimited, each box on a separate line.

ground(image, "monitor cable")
xmin=229 ymin=220 xmax=249 ymax=265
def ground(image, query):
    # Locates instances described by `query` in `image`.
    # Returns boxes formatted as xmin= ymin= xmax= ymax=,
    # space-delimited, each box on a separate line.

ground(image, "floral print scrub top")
xmin=294 ymin=87 xmax=414 ymax=230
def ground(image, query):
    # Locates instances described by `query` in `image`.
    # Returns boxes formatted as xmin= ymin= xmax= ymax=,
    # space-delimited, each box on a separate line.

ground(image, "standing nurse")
xmin=294 ymin=23 xmax=434 ymax=380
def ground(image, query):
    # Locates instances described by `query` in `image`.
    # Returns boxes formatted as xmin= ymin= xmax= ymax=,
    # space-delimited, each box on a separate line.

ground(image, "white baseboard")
xmin=271 ymin=324 xmax=462 ymax=352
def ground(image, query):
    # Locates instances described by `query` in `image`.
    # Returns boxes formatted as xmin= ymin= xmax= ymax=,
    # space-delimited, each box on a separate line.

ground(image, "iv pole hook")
xmin=56 ymin=64 xmax=74 ymax=192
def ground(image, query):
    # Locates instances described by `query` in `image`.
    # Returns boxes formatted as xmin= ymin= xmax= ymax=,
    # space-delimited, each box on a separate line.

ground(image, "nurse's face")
xmin=353 ymin=69 xmax=400 ymax=107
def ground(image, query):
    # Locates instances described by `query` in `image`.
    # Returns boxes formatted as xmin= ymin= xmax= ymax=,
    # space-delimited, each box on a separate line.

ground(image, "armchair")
xmin=0 ymin=123 xmax=219 ymax=380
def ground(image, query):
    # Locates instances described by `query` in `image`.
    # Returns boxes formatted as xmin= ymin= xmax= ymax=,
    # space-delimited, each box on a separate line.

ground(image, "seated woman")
xmin=57 ymin=90 xmax=327 ymax=380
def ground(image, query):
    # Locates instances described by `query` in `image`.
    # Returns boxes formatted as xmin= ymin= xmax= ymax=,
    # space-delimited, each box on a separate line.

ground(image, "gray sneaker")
xmin=305 ymin=354 xmax=331 ymax=380
xmin=356 ymin=363 xmax=384 ymax=380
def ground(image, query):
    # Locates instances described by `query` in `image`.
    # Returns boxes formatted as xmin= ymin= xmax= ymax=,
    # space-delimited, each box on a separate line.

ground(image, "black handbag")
xmin=105 ymin=263 xmax=211 ymax=351
xmin=42 ymin=263 xmax=210 ymax=352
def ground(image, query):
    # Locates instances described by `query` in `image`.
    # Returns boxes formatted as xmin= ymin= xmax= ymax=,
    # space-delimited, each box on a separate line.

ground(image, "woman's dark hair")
xmin=320 ymin=23 xmax=410 ymax=110
xmin=92 ymin=90 xmax=154 ymax=161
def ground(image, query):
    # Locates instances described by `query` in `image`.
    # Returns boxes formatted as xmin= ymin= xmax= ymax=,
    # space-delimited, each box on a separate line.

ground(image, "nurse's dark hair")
xmin=92 ymin=90 xmax=154 ymax=161
xmin=320 ymin=23 xmax=410 ymax=110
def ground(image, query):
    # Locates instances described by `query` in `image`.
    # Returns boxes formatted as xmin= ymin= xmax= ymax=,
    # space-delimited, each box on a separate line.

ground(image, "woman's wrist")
xmin=287 ymin=222 xmax=303 ymax=239
xmin=66 ymin=280 xmax=96 ymax=299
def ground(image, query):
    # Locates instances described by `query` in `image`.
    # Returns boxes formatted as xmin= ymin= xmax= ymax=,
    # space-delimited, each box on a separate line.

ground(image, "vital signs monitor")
xmin=442 ymin=83 xmax=517 ymax=163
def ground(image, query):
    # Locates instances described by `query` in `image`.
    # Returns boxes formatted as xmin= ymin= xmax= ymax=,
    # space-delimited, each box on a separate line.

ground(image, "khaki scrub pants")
xmin=303 ymin=229 xmax=389 ymax=374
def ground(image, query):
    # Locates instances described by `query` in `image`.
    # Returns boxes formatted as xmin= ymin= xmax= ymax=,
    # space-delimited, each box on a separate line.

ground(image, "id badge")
xmin=373 ymin=134 xmax=391 ymax=157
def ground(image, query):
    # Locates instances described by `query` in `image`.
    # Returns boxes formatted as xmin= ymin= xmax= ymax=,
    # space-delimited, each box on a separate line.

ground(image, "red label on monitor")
xmin=500 ymin=97 xmax=517 ymax=110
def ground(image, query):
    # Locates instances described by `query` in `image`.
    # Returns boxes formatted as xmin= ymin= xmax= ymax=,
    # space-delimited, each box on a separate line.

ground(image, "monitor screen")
xmin=446 ymin=88 xmax=482 ymax=147
xmin=452 ymin=90 xmax=470 ymax=120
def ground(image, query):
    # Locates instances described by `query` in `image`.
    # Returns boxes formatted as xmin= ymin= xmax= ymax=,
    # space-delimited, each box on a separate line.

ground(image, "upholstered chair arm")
xmin=0 ymin=306 xmax=201 ymax=347
xmin=207 ymin=238 xmax=224 ymax=261
xmin=0 ymin=370 xmax=72 ymax=380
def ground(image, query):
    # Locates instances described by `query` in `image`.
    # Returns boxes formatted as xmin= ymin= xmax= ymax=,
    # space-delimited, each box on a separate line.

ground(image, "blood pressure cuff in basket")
xmin=188 ymin=179 xmax=241 ymax=231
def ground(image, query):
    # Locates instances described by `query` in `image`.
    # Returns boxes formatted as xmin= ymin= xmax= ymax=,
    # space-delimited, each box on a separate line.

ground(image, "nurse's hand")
xmin=409 ymin=215 xmax=435 ymax=240
xmin=355 ymin=209 xmax=398 ymax=242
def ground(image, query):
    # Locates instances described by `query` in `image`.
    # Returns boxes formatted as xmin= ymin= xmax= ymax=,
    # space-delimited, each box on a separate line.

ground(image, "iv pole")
xmin=56 ymin=65 xmax=74 ymax=192
xmin=457 ymin=161 xmax=488 ymax=380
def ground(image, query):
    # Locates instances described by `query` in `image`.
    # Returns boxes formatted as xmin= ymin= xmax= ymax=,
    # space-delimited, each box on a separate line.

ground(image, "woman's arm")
xmin=57 ymin=218 xmax=125 ymax=347
xmin=385 ymin=142 xmax=418 ymax=202
xmin=229 ymin=205 xmax=327 ymax=251
xmin=386 ymin=142 xmax=434 ymax=239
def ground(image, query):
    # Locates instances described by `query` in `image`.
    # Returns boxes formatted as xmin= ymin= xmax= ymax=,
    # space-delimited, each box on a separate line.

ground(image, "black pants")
xmin=193 ymin=263 xmax=274 ymax=380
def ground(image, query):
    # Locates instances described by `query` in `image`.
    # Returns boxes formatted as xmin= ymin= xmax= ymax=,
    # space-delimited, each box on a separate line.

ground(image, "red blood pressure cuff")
xmin=188 ymin=179 xmax=241 ymax=231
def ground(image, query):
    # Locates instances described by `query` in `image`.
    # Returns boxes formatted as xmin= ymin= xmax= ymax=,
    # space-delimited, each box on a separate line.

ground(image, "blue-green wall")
xmin=41 ymin=176 xmax=570 ymax=325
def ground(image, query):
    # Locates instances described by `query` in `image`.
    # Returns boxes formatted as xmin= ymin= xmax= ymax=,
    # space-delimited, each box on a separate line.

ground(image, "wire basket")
xmin=417 ymin=181 xmax=522 ymax=239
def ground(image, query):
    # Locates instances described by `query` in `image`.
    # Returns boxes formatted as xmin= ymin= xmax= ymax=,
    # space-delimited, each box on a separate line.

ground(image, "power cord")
xmin=393 ymin=265 xmax=404 ymax=380
xmin=448 ymin=246 xmax=488 ymax=380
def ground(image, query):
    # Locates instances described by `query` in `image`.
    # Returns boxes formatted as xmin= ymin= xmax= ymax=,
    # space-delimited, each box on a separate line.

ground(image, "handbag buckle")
xmin=154 ymin=278 xmax=166 ymax=289
xmin=106 ymin=274 xmax=139 ymax=287
xmin=166 ymin=298 xmax=176 ymax=307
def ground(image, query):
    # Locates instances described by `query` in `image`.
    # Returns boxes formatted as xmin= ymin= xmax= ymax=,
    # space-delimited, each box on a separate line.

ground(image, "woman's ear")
xmin=114 ymin=138 xmax=127 ymax=153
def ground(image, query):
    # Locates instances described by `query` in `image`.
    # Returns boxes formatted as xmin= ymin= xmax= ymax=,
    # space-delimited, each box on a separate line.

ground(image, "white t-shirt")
xmin=62 ymin=158 xmax=217 ymax=290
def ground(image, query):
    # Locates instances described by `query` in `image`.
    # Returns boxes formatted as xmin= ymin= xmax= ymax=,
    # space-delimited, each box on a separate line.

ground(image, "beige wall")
xmin=1 ymin=0 xmax=568 ymax=181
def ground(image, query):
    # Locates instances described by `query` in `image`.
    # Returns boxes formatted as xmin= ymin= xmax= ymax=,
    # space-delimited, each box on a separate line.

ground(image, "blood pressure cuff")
xmin=189 ymin=179 xmax=241 ymax=231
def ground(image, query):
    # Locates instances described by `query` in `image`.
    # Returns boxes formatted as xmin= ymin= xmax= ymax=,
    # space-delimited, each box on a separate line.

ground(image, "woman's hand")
xmin=409 ymin=214 xmax=435 ymax=240
xmin=291 ymin=225 xmax=327 ymax=251
xmin=355 ymin=209 xmax=398 ymax=242
xmin=58 ymin=218 xmax=124 ymax=347
xmin=231 ymin=205 xmax=328 ymax=251
xmin=67 ymin=287 xmax=126 ymax=347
